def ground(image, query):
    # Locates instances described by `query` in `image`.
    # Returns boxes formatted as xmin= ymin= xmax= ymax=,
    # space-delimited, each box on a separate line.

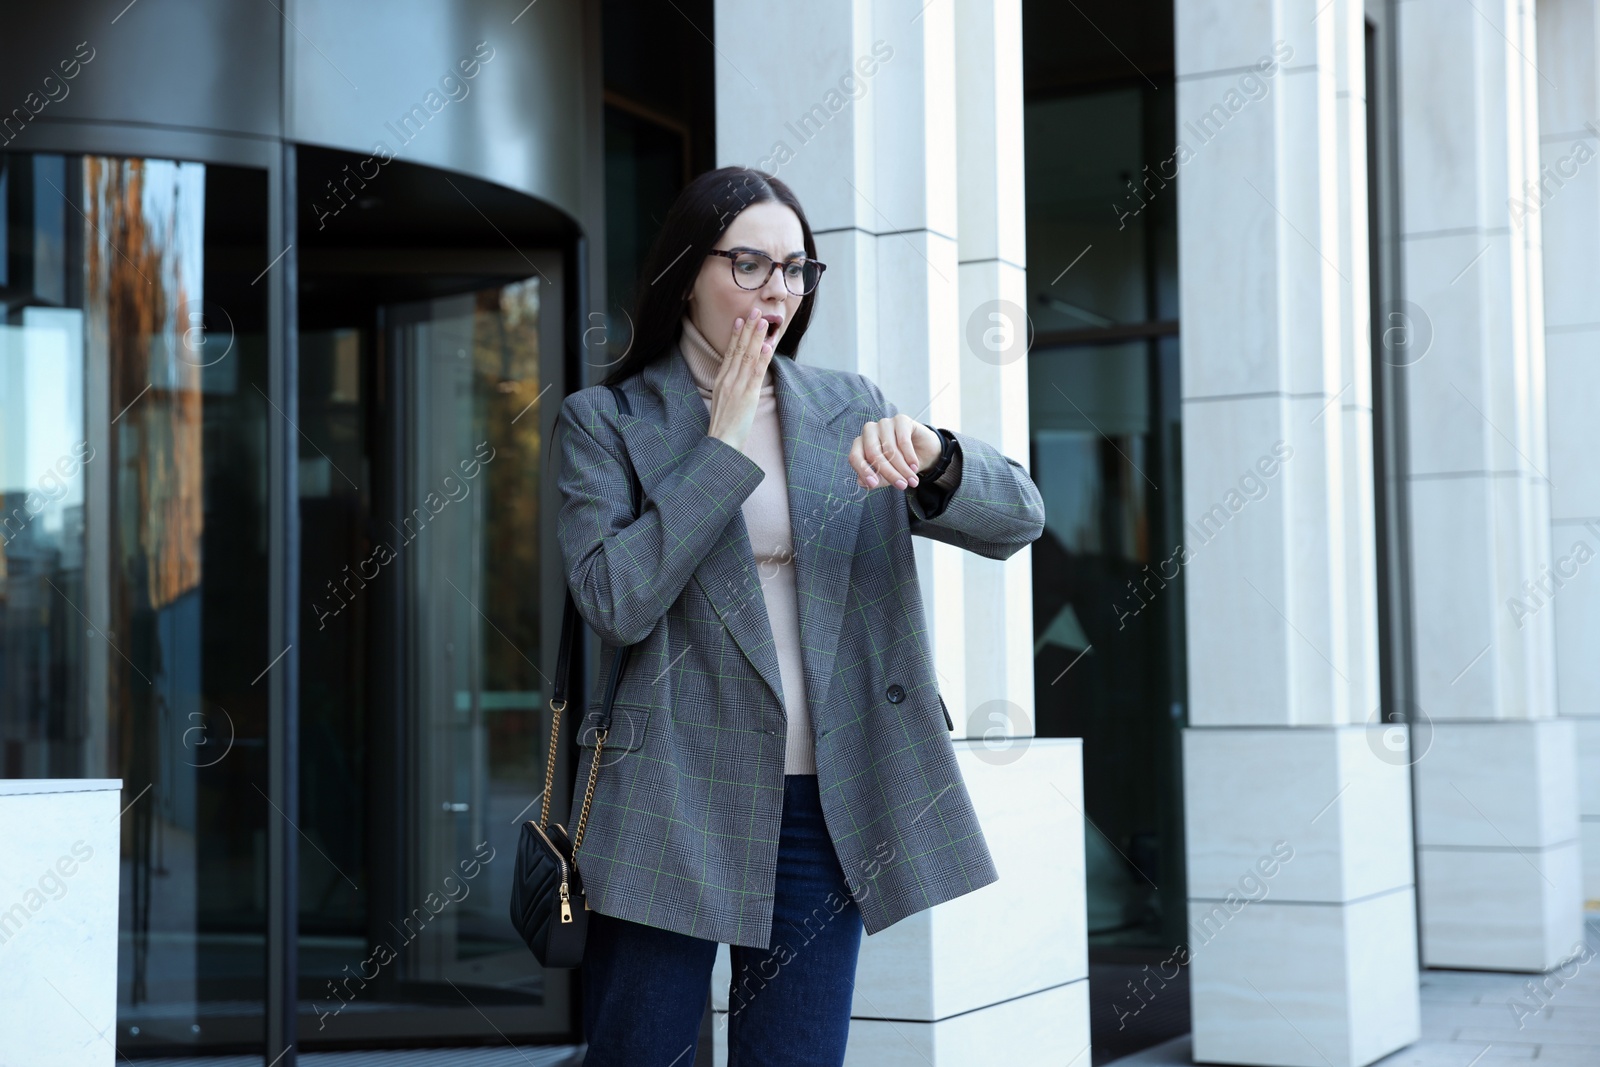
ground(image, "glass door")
xmin=403 ymin=275 xmax=566 ymax=1027
xmin=1023 ymin=79 xmax=1187 ymax=951
xmin=315 ymin=266 xmax=567 ymax=1040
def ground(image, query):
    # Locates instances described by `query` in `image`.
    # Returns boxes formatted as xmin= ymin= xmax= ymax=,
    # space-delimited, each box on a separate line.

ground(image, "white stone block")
xmin=1413 ymin=720 xmax=1579 ymax=849
xmin=1174 ymin=0 xmax=1308 ymax=81
xmin=1273 ymin=66 xmax=1339 ymax=401
xmin=1538 ymin=151 xmax=1600 ymax=329
xmin=808 ymin=227 xmax=874 ymax=378
xmin=1173 ymin=73 xmax=1286 ymax=399
xmin=1399 ymin=236 xmax=1503 ymax=477
xmin=866 ymin=5 xmax=952 ymax=236
xmin=0 ymin=780 xmax=123 ymax=1067
xmin=1395 ymin=0 xmax=1490 ymax=234
xmin=1418 ymin=840 xmax=1584 ymax=971
xmin=1407 ymin=478 xmax=1500 ymax=719
xmin=1280 ymin=393 xmax=1364 ymax=721
xmin=1536 ymin=0 xmax=1600 ymax=136
xmin=712 ymin=0 xmax=860 ymax=229
xmin=1184 ymin=727 xmax=1415 ymax=903
xmin=1179 ymin=397 xmax=1296 ymax=725
xmin=1188 ymin=889 xmax=1420 ymax=1067
xmin=953 ymin=0 xmax=1025 ymax=267
xmin=873 ymin=229 xmax=958 ymax=411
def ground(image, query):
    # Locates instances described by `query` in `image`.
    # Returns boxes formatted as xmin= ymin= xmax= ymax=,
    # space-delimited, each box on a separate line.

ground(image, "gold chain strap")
xmin=538 ymin=698 xmax=566 ymax=829
xmin=538 ymin=694 xmax=607 ymax=862
xmin=572 ymin=728 xmax=607 ymax=855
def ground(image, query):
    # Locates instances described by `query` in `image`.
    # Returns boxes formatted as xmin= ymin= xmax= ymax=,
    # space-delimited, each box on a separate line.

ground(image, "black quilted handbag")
xmin=509 ymin=384 xmax=641 ymax=968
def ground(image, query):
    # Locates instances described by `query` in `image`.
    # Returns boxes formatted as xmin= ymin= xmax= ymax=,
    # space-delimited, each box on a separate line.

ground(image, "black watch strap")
xmin=922 ymin=423 xmax=956 ymax=482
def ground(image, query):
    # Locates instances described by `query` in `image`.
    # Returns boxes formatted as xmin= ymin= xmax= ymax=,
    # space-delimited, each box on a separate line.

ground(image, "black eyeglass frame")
xmin=706 ymin=249 xmax=828 ymax=296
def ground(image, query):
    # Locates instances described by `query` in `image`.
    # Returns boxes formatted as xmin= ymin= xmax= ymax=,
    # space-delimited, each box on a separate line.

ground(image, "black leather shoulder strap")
xmin=606 ymin=382 xmax=632 ymax=416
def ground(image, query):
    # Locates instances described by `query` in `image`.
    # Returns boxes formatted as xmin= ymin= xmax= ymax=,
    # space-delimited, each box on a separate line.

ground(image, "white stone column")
xmin=1536 ymin=0 xmax=1600 ymax=916
xmin=1395 ymin=0 xmax=1585 ymax=970
xmin=952 ymin=0 xmax=1035 ymax=745
xmin=0 ymin=780 xmax=123 ymax=1067
xmin=711 ymin=1 xmax=1088 ymax=1063
xmin=1175 ymin=0 xmax=1419 ymax=1063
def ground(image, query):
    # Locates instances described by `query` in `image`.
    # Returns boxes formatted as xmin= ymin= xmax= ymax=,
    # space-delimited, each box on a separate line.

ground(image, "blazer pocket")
xmin=576 ymin=703 xmax=651 ymax=752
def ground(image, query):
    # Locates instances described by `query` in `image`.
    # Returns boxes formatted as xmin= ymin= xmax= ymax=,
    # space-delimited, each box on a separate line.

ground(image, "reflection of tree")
xmin=475 ymin=281 xmax=541 ymax=695
xmin=87 ymin=157 xmax=204 ymax=613
xmin=84 ymin=156 xmax=205 ymax=1004
xmin=473 ymin=280 xmax=545 ymax=784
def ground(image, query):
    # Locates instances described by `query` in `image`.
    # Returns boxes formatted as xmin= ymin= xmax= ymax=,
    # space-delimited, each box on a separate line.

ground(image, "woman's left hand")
xmin=849 ymin=415 xmax=943 ymax=491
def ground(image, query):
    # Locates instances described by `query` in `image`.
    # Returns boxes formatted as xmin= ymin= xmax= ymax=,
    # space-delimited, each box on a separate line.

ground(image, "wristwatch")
xmin=921 ymin=423 xmax=956 ymax=482
xmin=905 ymin=424 xmax=961 ymax=520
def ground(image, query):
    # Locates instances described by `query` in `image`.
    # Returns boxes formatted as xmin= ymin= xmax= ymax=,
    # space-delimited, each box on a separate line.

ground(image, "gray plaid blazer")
xmin=555 ymin=339 xmax=1045 ymax=949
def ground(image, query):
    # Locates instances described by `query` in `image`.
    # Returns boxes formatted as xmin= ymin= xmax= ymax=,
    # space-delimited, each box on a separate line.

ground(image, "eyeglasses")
xmin=706 ymin=249 xmax=827 ymax=296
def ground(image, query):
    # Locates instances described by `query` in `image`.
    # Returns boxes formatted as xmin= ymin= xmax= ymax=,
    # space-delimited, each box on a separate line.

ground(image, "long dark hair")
xmin=599 ymin=167 xmax=820 ymax=386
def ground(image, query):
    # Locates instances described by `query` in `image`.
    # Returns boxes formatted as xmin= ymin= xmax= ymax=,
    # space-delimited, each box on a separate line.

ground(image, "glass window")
xmin=1025 ymin=86 xmax=1179 ymax=338
xmin=1 ymin=152 xmax=271 ymax=1052
xmin=1025 ymin=77 xmax=1187 ymax=952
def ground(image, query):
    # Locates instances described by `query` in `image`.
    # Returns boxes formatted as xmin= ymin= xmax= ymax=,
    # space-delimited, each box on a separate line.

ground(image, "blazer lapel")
xmin=767 ymin=354 xmax=869 ymax=727
xmin=613 ymin=346 xmax=786 ymax=710
xmin=610 ymin=344 xmax=871 ymax=726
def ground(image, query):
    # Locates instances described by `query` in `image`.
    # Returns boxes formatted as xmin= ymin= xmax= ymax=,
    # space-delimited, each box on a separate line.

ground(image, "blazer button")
xmin=885 ymin=684 xmax=905 ymax=704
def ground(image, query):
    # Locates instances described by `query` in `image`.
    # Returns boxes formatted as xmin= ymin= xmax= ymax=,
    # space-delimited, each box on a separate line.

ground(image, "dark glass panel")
xmin=0 ymin=151 xmax=271 ymax=1053
xmin=1024 ymin=74 xmax=1185 ymax=955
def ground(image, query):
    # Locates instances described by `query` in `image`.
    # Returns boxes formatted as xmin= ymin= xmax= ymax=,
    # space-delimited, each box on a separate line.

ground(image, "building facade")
xmin=0 ymin=1 xmax=608 ymax=1060
xmin=2 ymin=1 xmax=1596 ymax=1066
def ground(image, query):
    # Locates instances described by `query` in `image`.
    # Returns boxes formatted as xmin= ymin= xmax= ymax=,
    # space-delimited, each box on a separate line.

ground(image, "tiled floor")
xmin=1108 ymin=919 xmax=1600 ymax=1066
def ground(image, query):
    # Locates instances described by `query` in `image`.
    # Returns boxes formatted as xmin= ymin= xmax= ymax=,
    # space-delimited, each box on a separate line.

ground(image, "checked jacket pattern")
xmin=554 ymin=341 xmax=1046 ymax=949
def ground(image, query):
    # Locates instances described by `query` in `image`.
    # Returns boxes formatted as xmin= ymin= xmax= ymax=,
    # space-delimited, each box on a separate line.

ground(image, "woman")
xmin=555 ymin=166 xmax=1045 ymax=1066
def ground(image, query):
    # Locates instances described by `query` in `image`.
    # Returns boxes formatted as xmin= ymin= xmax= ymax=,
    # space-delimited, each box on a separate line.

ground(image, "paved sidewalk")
xmin=1109 ymin=919 xmax=1599 ymax=1067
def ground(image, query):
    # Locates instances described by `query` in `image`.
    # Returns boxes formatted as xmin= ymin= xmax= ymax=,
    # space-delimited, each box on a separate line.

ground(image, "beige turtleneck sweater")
xmin=678 ymin=314 xmax=816 ymax=775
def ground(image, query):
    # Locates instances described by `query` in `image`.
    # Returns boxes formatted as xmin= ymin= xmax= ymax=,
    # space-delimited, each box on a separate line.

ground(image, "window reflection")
xmin=4 ymin=146 xmax=571 ymax=1053
xmin=1025 ymin=74 xmax=1186 ymax=952
xmin=296 ymin=251 xmax=563 ymax=1040
xmin=0 ymin=152 xmax=270 ymax=1051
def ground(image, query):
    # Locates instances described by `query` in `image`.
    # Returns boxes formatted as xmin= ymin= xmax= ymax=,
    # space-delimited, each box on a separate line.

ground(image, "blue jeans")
xmin=580 ymin=774 xmax=865 ymax=1066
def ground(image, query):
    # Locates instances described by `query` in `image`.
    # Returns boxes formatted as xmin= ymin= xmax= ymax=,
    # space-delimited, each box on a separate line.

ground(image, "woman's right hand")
xmin=706 ymin=306 xmax=774 ymax=451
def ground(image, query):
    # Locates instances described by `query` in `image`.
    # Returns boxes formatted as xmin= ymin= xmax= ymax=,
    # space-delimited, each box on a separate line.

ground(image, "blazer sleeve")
xmin=860 ymin=375 xmax=1046 ymax=561
xmin=556 ymin=389 xmax=767 ymax=645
